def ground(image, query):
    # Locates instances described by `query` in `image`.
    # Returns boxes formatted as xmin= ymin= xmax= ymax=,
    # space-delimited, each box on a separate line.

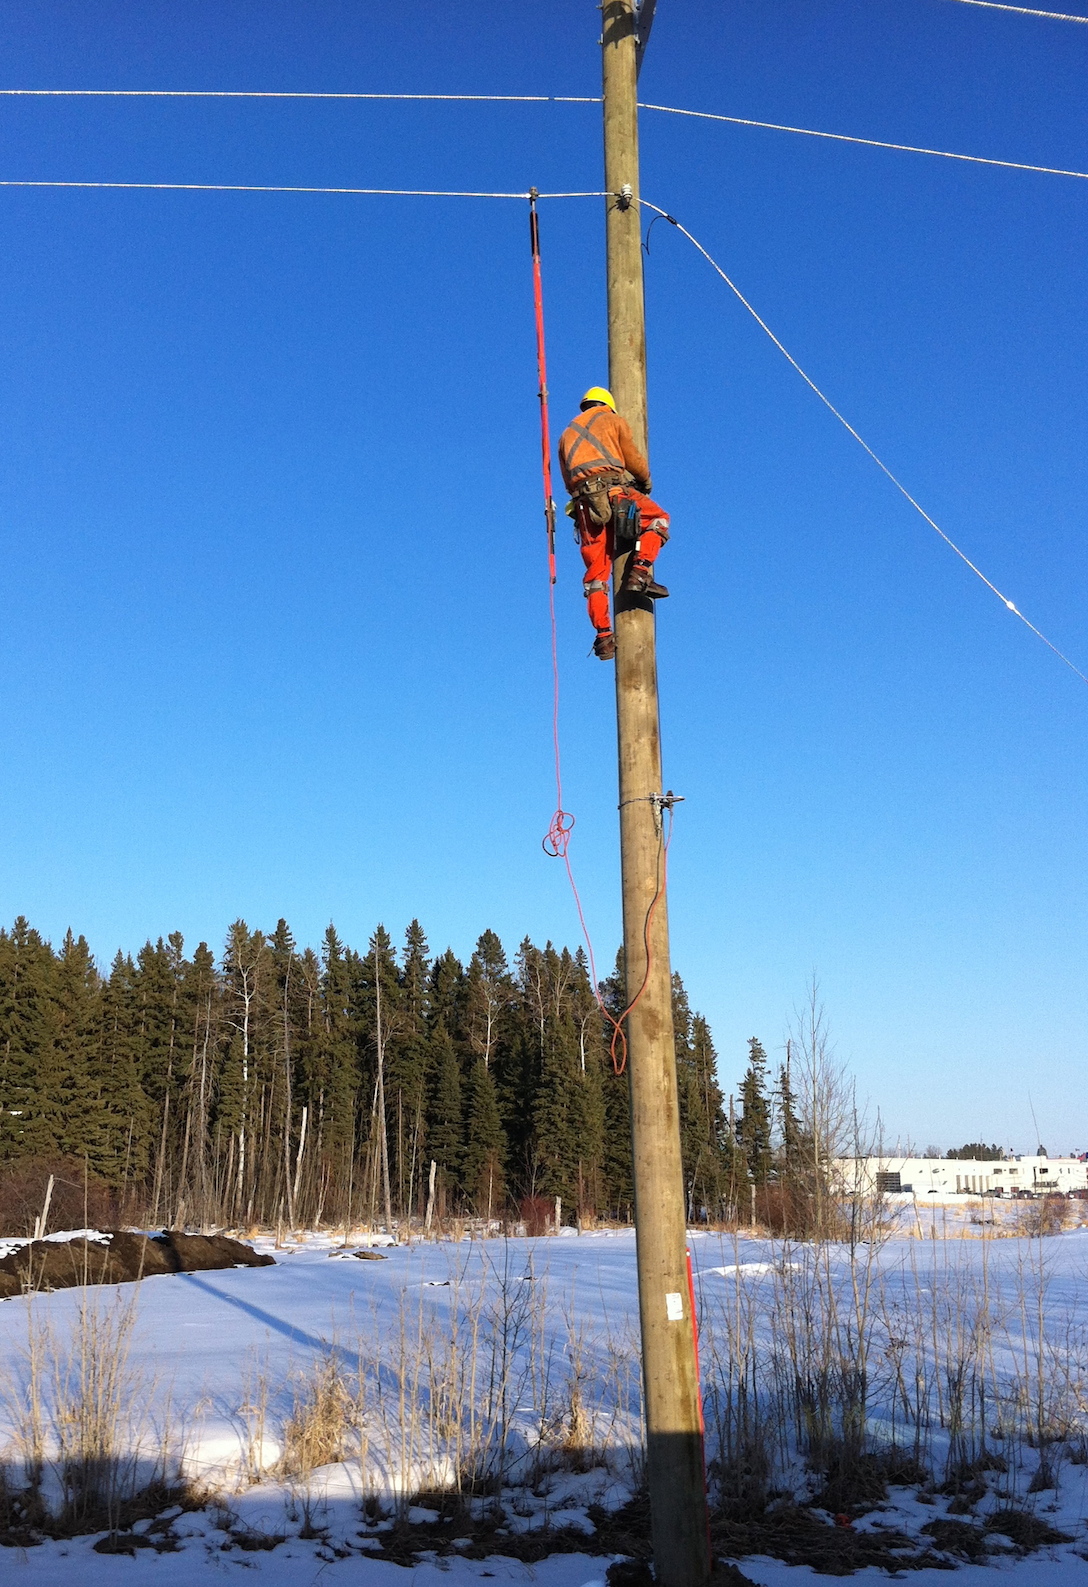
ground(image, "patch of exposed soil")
xmin=350 ymin=1485 xmax=1080 ymax=1577
xmin=713 ymin=1504 xmax=955 ymax=1576
xmin=0 ymin=1230 xmax=274 ymax=1297
xmin=0 ymin=1478 xmax=199 ymax=1549
xmin=360 ymin=1491 xmax=639 ymax=1568
xmin=811 ymin=1446 xmax=930 ymax=1517
xmin=919 ymin=1518 xmax=990 ymax=1560
xmin=986 ymin=1507 xmax=1074 ymax=1550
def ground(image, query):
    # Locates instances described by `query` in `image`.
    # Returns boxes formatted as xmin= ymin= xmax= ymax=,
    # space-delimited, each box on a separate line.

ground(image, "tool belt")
xmin=571 ymin=470 xmax=631 ymax=526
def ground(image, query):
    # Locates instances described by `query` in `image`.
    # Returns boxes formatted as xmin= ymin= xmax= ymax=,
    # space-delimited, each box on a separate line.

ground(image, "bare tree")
xmin=786 ymin=977 xmax=871 ymax=1240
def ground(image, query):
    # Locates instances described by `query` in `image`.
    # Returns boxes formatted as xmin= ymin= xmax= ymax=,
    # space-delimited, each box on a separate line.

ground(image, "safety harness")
xmin=560 ymin=406 xmax=630 ymax=483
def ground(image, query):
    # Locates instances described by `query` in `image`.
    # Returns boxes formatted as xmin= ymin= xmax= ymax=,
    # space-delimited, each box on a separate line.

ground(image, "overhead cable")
xmin=0 ymin=89 xmax=561 ymax=100
xmin=3 ymin=87 xmax=1085 ymax=184
xmin=638 ymin=103 xmax=1088 ymax=182
xmin=943 ymin=0 xmax=1088 ymax=19
xmin=638 ymin=198 xmax=1088 ymax=687
xmin=0 ymin=179 xmax=605 ymax=199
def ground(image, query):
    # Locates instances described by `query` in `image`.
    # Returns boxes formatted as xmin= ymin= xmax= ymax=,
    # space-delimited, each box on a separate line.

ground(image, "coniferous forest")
xmin=0 ymin=916 xmax=743 ymax=1231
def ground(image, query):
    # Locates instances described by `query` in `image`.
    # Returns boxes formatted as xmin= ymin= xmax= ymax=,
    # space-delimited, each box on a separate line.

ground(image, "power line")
xmin=638 ymin=103 xmax=1088 ymax=182
xmin=943 ymin=0 xmax=1088 ymax=20
xmin=2 ymin=87 xmax=1085 ymax=184
xmin=0 ymin=156 xmax=1078 ymax=684
xmin=0 ymin=89 xmax=561 ymax=100
xmin=0 ymin=179 xmax=605 ymax=199
xmin=638 ymin=198 xmax=1088 ymax=688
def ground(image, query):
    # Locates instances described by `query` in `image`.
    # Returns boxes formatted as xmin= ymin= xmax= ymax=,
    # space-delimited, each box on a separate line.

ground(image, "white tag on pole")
xmin=665 ymin=1291 xmax=684 ymax=1321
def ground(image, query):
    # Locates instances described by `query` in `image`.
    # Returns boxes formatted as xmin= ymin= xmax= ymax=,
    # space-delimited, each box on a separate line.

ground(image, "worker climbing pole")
xmin=558 ymin=385 xmax=671 ymax=661
xmin=599 ymin=3 xmax=712 ymax=1584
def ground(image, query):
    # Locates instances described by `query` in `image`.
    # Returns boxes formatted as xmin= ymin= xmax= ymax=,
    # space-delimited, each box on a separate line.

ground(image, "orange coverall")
xmin=557 ymin=404 xmax=670 ymax=635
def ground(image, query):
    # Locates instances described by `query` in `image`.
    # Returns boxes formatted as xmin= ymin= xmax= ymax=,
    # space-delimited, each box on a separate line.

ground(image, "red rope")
xmin=528 ymin=192 xmax=557 ymax=590
xmin=686 ymin=1245 xmax=713 ymax=1549
xmin=529 ymin=192 xmax=667 ymax=1077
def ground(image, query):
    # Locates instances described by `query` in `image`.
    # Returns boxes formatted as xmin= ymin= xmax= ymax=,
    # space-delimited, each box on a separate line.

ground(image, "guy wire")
xmin=638 ymin=198 xmax=1088 ymax=688
xmin=943 ymin=0 xmax=1088 ymax=19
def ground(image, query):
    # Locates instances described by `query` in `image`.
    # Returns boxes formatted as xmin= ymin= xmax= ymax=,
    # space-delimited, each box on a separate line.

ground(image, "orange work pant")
xmin=575 ymin=487 xmax=669 ymax=633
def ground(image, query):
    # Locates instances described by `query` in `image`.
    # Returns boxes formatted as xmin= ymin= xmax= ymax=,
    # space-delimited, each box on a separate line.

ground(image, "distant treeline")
xmin=945 ymin=1143 xmax=1006 ymax=1161
xmin=0 ymin=916 xmax=745 ymax=1230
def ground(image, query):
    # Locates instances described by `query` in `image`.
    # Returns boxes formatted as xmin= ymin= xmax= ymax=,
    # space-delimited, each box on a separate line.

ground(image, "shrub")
xmin=0 ymin=1159 xmax=123 ymax=1238
xmin=519 ymin=1197 xmax=553 ymax=1237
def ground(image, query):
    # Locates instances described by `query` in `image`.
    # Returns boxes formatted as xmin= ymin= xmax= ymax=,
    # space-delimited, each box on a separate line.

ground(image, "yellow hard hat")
xmin=580 ymin=386 xmax=616 ymax=412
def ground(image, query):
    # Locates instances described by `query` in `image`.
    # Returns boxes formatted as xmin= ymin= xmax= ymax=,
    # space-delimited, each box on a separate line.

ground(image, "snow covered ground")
xmin=1 ymin=1217 xmax=1088 ymax=1582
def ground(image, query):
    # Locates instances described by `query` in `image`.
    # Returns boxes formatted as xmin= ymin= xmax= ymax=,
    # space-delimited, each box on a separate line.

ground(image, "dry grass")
xmin=692 ymin=1204 xmax=1088 ymax=1530
xmin=1015 ymin=1197 xmax=1073 ymax=1238
xmin=280 ymin=1353 xmax=355 ymax=1478
xmin=1 ymin=1288 xmax=185 ymax=1538
xmin=5 ymin=1214 xmax=1088 ymax=1566
xmin=245 ymin=1245 xmax=644 ymax=1518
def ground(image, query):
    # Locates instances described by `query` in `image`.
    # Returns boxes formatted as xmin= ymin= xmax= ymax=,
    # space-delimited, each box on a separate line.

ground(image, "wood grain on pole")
xmin=601 ymin=4 xmax=711 ymax=1584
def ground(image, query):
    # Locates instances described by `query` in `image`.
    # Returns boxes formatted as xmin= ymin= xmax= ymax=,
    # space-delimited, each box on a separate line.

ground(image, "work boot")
xmin=593 ymin=630 xmax=616 ymax=661
xmin=622 ymin=558 xmax=669 ymax=599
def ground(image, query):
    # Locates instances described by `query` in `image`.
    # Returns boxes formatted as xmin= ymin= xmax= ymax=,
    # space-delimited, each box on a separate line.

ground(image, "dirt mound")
xmin=157 ymin=1232 xmax=275 ymax=1274
xmin=0 ymin=1230 xmax=274 ymax=1297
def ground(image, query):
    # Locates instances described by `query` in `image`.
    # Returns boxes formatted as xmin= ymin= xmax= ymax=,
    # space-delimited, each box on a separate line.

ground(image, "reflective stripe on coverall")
xmin=558 ymin=405 xmax=651 ymax=493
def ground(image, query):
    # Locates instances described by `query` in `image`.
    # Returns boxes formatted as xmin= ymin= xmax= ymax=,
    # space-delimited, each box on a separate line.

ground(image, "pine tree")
xmin=673 ymin=974 xmax=703 ymax=1216
xmin=387 ymin=921 xmax=431 ymax=1214
xmin=0 ymin=918 xmax=58 ymax=1162
xmin=688 ymin=1012 xmax=729 ymax=1219
xmin=426 ymin=1019 xmax=463 ymax=1210
xmin=492 ymin=1019 xmax=538 ymax=1197
xmin=218 ymin=921 xmax=275 ymax=1222
xmin=516 ymin=937 xmax=549 ymax=1053
xmin=0 ymin=910 xmax=729 ymax=1232
xmin=738 ymin=1037 xmax=773 ymax=1187
xmin=464 ymin=930 xmax=513 ymax=1070
xmin=304 ymin=926 xmax=360 ymax=1221
xmin=777 ymin=1053 xmax=803 ymax=1178
xmin=358 ymin=926 xmax=400 ymax=1226
xmin=49 ymin=930 xmax=114 ymax=1176
xmin=269 ymin=919 xmax=297 ymax=1181
xmin=400 ymin=920 xmax=431 ymax=1025
xmin=178 ymin=941 xmax=221 ymax=1221
xmin=530 ymin=1009 xmax=581 ymax=1205
xmin=771 ymin=1048 xmax=822 ymax=1234
xmin=132 ymin=934 xmax=188 ymax=1220
xmin=567 ymin=949 xmax=606 ymax=1222
xmin=428 ymin=949 xmax=465 ymax=1036
xmin=97 ymin=951 xmax=150 ymax=1188
xmin=461 ymin=1057 xmax=506 ymax=1217
xmin=598 ymin=949 xmax=634 ymax=1219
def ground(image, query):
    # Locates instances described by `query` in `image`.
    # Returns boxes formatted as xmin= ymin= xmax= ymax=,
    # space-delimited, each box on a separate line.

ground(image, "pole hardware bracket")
xmin=619 ymin=789 xmax=684 ymax=835
xmin=652 ymin=788 xmax=684 ymax=834
xmin=616 ymin=182 xmax=634 ymax=210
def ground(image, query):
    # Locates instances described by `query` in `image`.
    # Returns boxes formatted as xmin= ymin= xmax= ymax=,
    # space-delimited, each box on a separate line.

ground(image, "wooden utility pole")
xmin=601 ymin=4 xmax=711 ymax=1584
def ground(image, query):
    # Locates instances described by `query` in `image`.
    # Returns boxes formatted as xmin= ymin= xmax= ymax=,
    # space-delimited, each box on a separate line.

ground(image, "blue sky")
xmin=0 ymin=0 xmax=1085 ymax=1151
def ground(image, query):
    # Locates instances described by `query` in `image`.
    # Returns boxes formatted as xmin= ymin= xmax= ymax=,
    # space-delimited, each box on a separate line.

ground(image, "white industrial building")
xmin=839 ymin=1154 xmax=1088 ymax=1198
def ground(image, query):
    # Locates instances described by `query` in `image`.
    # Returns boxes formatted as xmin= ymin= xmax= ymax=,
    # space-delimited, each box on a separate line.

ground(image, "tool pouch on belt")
xmin=573 ymin=469 xmax=628 ymax=527
xmin=612 ymin=492 xmax=642 ymax=548
xmin=579 ymin=482 xmax=615 ymax=526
